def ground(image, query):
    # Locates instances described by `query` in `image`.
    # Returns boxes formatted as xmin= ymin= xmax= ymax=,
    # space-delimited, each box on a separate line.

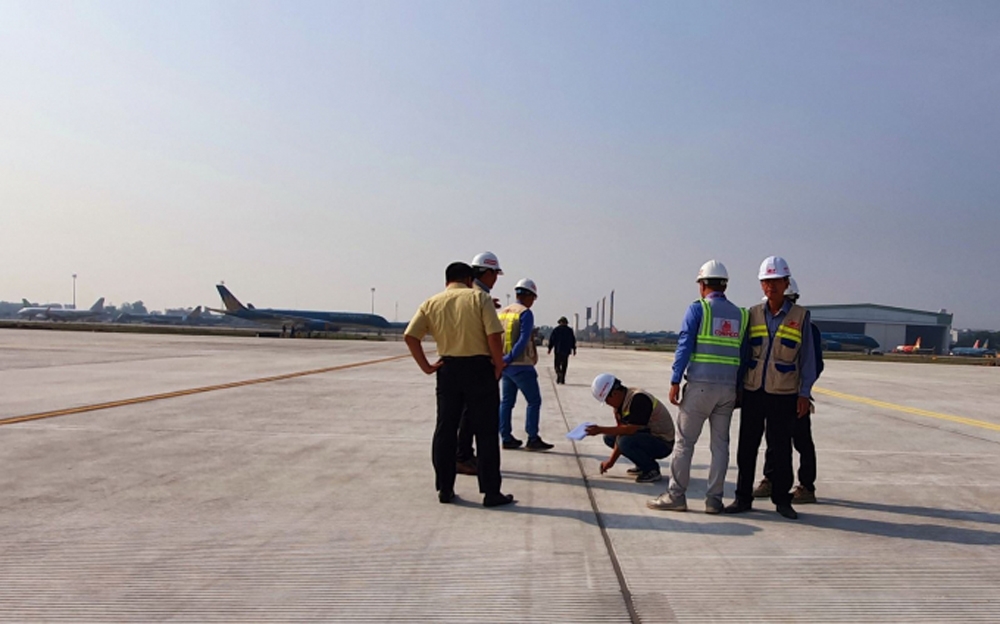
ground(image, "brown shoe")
xmin=752 ymin=478 xmax=772 ymax=499
xmin=792 ymin=485 xmax=817 ymax=504
xmin=456 ymin=459 xmax=478 ymax=476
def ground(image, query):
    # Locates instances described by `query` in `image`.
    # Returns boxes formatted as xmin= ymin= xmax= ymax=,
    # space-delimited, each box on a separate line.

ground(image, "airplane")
xmin=22 ymin=298 xmax=64 ymax=309
xmin=820 ymin=332 xmax=881 ymax=354
xmin=17 ymin=297 xmax=106 ymax=321
xmin=893 ymin=337 xmax=932 ymax=354
xmin=950 ymin=339 xmax=996 ymax=357
xmin=211 ymin=285 xmax=392 ymax=333
xmin=114 ymin=306 xmax=205 ymax=325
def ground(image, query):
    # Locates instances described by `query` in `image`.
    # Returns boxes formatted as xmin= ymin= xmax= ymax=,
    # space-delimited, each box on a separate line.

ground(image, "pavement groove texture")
xmin=1 ymin=331 xmax=998 ymax=622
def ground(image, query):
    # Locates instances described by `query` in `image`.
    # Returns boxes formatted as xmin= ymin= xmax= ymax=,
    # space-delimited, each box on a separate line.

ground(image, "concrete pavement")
xmin=1 ymin=330 xmax=998 ymax=622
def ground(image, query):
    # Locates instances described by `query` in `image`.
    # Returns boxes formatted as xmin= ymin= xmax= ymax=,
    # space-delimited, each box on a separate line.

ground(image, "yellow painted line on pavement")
xmin=813 ymin=387 xmax=1000 ymax=433
xmin=0 ymin=354 xmax=410 ymax=427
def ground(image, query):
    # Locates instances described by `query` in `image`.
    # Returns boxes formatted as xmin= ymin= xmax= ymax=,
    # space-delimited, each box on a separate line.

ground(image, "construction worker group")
xmin=405 ymin=252 xmax=819 ymax=520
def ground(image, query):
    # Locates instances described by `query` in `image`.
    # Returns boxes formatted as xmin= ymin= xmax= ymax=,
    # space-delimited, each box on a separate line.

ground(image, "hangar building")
xmin=807 ymin=304 xmax=953 ymax=355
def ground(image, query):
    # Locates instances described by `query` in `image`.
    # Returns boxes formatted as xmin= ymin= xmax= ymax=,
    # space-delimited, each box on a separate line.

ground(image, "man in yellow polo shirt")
xmin=405 ymin=261 xmax=515 ymax=508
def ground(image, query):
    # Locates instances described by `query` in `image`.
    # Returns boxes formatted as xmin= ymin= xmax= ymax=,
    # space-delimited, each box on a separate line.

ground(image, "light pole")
xmin=370 ymin=287 xmax=375 ymax=314
xmin=506 ymin=294 xmax=511 ymax=306
xmin=72 ymin=273 xmax=77 ymax=309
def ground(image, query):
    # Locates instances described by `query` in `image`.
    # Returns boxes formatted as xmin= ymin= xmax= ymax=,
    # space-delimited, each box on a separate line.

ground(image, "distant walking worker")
xmin=753 ymin=277 xmax=823 ymax=504
xmin=455 ymin=251 xmax=505 ymax=476
xmin=648 ymin=260 xmax=748 ymax=514
xmin=404 ymin=261 xmax=514 ymax=508
xmin=586 ymin=373 xmax=675 ymax=483
xmin=498 ymin=279 xmax=554 ymax=451
xmin=548 ymin=316 xmax=577 ymax=384
xmin=725 ymin=256 xmax=817 ymax=520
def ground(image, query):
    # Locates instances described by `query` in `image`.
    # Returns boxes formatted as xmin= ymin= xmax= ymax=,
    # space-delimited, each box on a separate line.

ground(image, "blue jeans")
xmin=604 ymin=433 xmax=674 ymax=473
xmin=500 ymin=366 xmax=541 ymax=441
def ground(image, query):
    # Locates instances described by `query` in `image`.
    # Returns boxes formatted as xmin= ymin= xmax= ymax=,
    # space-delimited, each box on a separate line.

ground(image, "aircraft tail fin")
xmin=216 ymin=285 xmax=247 ymax=312
xmin=973 ymin=339 xmax=980 ymax=349
xmin=90 ymin=297 xmax=105 ymax=312
xmin=22 ymin=298 xmax=31 ymax=307
xmin=915 ymin=337 xmax=921 ymax=349
xmin=984 ymin=339 xmax=989 ymax=349
xmin=187 ymin=306 xmax=203 ymax=319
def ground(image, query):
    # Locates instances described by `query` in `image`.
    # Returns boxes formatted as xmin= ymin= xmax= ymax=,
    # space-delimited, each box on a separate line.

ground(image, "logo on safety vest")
xmin=714 ymin=318 xmax=740 ymax=338
xmin=787 ymin=320 xmax=799 ymax=329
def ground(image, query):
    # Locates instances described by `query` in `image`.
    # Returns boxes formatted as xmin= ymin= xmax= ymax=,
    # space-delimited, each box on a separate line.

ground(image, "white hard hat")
xmin=471 ymin=251 xmax=503 ymax=274
xmin=785 ymin=277 xmax=799 ymax=297
xmin=514 ymin=278 xmax=538 ymax=297
xmin=591 ymin=373 xmax=618 ymax=403
xmin=758 ymin=256 xmax=791 ymax=280
xmin=696 ymin=260 xmax=729 ymax=282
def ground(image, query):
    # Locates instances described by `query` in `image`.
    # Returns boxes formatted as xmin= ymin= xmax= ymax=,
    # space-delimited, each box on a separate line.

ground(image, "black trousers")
xmin=553 ymin=353 xmax=570 ymax=384
xmin=762 ymin=413 xmax=817 ymax=491
xmin=456 ymin=408 xmax=475 ymax=462
xmin=735 ymin=390 xmax=797 ymax=506
xmin=434 ymin=357 xmax=502 ymax=496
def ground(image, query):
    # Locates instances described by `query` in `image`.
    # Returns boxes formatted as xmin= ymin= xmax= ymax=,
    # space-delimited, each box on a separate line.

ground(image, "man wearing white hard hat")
xmin=470 ymin=251 xmax=504 ymax=309
xmin=498 ymin=279 xmax=554 ymax=451
xmin=585 ymin=374 xmax=675 ymax=483
xmin=647 ymin=260 xmax=748 ymax=514
xmin=725 ymin=256 xmax=817 ymax=520
xmin=455 ymin=252 xmax=506 ymax=476
xmin=752 ymin=277 xmax=824 ymax=505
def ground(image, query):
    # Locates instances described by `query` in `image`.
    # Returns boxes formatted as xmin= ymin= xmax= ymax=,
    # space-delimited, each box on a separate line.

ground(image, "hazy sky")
xmin=3 ymin=1 xmax=999 ymax=329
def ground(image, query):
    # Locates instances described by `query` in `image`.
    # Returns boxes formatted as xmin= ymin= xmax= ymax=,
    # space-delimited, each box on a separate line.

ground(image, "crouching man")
xmin=585 ymin=374 xmax=675 ymax=483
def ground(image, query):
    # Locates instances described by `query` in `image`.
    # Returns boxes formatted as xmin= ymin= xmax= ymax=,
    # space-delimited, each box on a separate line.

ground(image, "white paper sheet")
xmin=565 ymin=422 xmax=596 ymax=441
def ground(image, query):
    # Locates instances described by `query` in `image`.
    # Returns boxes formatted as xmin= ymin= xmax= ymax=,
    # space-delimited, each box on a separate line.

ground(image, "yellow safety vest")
xmin=498 ymin=303 xmax=538 ymax=366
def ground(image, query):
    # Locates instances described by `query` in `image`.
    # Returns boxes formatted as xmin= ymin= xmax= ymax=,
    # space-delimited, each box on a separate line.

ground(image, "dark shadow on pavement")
xmin=804 ymin=512 xmax=1000 ymax=545
xmin=502 ymin=469 xmax=663 ymax=495
xmin=822 ymin=497 xmax=1000 ymax=526
xmin=500 ymin=504 xmax=761 ymax=536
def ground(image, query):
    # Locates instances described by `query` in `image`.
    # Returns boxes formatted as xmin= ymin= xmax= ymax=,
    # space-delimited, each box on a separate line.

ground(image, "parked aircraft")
xmin=211 ymin=285 xmax=391 ymax=333
xmin=950 ymin=340 xmax=995 ymax=357
xmin=17 ymin=298 xmax=105 ymax=321
xmin=21 ymin=299 xmax=64 ymax=309
xmin=893 ymin=337 xmax=932 ymax=354
xmin=115 ymin=306 xmax=205 ymax=325
xmin=820 ymin=332 xmax=881 ymax=353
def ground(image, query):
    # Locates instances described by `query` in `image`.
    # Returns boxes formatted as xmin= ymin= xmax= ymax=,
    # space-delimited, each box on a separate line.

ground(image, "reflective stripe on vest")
xmin=498 ymin=311 xmax=520 ymax=353
xmin=690 ymin=300 xmax=748 ymax=367
xmin=743 ymin=303 xmax=807 ymax=395
xmin=499 ymin=303 xmax=538 ymax=366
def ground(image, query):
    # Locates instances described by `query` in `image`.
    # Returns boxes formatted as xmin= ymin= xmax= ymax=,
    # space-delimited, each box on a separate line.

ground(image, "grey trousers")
xmin=666 ymin=381 xmax=736 ymax=507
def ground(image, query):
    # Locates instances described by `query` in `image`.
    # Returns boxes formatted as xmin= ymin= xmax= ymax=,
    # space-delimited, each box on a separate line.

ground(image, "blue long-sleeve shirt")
xmin=739 ymin=300 xmax=817 ymax=398
xmin=671 ymin=293 xmax=730 ymax=384
xmin=503 ymin=307 xmax=534 ymax=368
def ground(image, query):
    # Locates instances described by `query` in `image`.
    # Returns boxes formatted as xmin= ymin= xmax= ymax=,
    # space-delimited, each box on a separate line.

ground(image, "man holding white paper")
xmin=584 ymin=374 xmax=675 ymax=483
